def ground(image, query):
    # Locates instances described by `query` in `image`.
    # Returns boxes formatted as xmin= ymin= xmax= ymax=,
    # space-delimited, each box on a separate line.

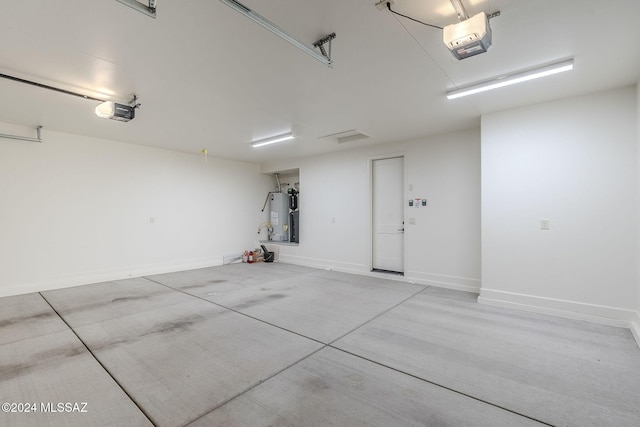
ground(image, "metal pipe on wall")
xmin=274 ymin=173 xmax=282 ymax=193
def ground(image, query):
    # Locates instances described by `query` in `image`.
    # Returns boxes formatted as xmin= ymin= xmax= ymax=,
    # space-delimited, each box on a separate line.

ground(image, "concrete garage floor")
xmin=1 ymin=263 xmax=639 ymax=427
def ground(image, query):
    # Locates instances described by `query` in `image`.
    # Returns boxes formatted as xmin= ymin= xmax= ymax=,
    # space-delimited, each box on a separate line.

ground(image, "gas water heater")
xmin=269 ymin=192 xmax=289 ymax=242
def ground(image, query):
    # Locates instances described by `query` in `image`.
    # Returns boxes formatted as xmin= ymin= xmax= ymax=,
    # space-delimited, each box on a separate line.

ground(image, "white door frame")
xmin=368 ymin=152 xmax=407 ymax=273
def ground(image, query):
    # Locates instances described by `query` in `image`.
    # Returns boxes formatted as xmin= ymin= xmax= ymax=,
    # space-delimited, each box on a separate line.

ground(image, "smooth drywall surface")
xmin=0 ymin=123 xmax=271 ymax=297
xmin=481 ymin=87 xmax=638 ymax=324
xmin=261 ymin=129 xmax=481 ymax=292
xmin=635 ymin=81 xmax=640 ymax=343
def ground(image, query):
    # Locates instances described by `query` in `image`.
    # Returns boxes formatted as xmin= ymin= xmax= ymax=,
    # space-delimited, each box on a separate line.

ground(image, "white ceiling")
xmin=1 ymin=0 xmax=639 ymax=163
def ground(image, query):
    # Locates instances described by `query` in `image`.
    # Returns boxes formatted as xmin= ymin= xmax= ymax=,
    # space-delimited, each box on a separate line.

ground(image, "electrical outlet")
xmin=540 ymin=219 xmax=550 ymax=230
xmin=408 ymin=218 xmax=416 ymax=225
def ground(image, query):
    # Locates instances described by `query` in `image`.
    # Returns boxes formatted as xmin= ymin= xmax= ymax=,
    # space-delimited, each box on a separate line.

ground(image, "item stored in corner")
xmin=261 ymin=245 xmax=275 ymax=263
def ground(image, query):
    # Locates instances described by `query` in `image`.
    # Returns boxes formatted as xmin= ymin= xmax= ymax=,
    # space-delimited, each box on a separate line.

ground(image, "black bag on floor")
xmin=261 ymin=245 xmax=275 ymax=263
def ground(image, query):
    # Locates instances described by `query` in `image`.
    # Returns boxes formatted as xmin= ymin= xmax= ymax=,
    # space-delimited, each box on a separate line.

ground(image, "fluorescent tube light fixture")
xmin=218 ymin=0 xmax=334 ymax=67
xmin=447 ymin=59 xmax=574 ymax=100
xmin=251 ymin=132 xmax=294 ymax=148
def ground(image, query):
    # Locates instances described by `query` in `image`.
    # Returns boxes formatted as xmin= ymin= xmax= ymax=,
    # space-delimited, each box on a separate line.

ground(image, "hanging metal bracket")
xmin=219 ymin=0 xmax=335 ymax=67
xmin=450 ymin=0 xmax=469 ymax=21
xmin=0 ymin=126 xmax=43 ymax=143
xmin=313 ymin=33 xmax=336 ymax=63
xmin=115 ymin=0 xmax=157 ymax=19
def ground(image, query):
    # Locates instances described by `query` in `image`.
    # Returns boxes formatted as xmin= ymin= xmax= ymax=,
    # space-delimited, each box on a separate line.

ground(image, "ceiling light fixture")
xmin=251 ymin=132 xmax=294 ymax=148
xmin=115 ymin=0 xmax=156 ymax=18
xmin=218 ymin=0 xmax=335 ymax=67
xmin=446 ymin=59 xmax=575 ymax=99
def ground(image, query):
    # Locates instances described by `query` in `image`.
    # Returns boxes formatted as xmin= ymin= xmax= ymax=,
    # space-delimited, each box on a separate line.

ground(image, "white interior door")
xmin=372 ymin=156 xmax=404 ymax=273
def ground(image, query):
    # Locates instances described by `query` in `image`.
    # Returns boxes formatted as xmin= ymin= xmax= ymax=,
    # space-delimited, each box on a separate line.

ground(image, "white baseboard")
xmin=478 ymin=288 xmax=637 ymax=329
xmin=0 ymin=256 xmax=223 ymax=298
xmin=278 ymin=254 xmax=369 ymax=275
xmin=404 ymin=271 xmax=480 ymax=293
xmin=631 ymin=312 xmax=640 ymax=348
xmin=223 ymin=253 xmax=243 ymax=264
xmin=278 ymin=254 xmax=480 ymax=292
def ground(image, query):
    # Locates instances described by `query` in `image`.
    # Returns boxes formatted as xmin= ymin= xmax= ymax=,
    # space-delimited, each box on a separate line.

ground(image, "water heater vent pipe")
xmin=274 ymin=173 xmax=282 ymax=193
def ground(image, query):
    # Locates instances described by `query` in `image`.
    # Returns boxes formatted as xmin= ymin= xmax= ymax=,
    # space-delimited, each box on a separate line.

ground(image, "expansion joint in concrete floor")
xmin=37 ymin=291 xmax=159 ymax=427
xmin=328 ymin=346 xmax=554 ymax=427
xmin=143 ymin=276 xmax=327 ymax=346
xmin=143 ymin=277 xmax=552 ymax=426
xmin=5 ymin=265 xmax=634 ymax=426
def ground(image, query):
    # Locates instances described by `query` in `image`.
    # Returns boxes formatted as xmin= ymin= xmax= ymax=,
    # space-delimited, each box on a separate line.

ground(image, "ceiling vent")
xmin=320 ymin=129 xmax=371 ymax=144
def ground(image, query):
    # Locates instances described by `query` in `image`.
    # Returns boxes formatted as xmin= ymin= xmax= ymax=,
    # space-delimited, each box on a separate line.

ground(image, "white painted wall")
xmin=635 ymin=81 xmax=640 ymax=343
xmin=261 ymin=129 xmax=481 ymax=292
xmin=480 ymin=87 xmax=638 ymax=326
xmin=0 ymin=122 xmax=271 ymax=297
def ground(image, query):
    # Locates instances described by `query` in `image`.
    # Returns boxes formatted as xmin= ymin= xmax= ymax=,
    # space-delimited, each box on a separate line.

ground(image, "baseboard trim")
xmin=277 ymin=254 xmax=369 ymax=276
xmin=405 ymin=271 xmax=480 ymax=293
xmin=0 ymin=257 xmax=223 ymax=298
xmin=631 ymin=312 xmax=640 ymax=348
xmin=478 ymin=288 xmax=637 ymax=329
xmin=278 ymin=254 xmax=480 ymax=292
